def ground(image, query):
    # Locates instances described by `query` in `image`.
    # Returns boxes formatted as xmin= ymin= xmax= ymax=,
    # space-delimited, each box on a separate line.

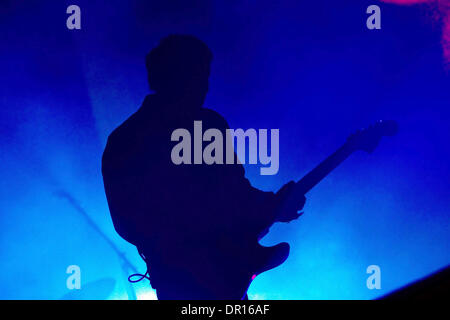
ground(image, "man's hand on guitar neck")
xmin=274 ymin=181 xmax=306 ymax=223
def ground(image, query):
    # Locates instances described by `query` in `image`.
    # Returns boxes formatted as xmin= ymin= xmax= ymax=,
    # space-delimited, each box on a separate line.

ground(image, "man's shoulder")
xmin=199 ymin=107 xmax=230 ymax=130
xmin=107 ymin=106 xmax=147 ymax=143
xmin=107 ymin=95 xmax=155 ymax=144
xmin=104 ymin=118 xmax=130 ymax=154
xmin=102 ymin=109 xmax=145 ymax=168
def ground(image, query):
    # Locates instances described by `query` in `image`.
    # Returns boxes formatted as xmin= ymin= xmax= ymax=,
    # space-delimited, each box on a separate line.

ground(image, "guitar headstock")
xmin=346 ymin=120 xmax=398 ymax=153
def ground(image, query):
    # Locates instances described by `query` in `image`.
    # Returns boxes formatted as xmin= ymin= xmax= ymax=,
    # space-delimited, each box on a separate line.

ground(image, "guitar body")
xmin=208 ymin=241 xmax=290 ymax=299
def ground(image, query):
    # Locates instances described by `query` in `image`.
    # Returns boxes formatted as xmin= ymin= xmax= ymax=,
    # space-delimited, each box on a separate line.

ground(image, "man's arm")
xmin=226 ymin=169 xmax=306 ymax=239
xmin=202 ymin=108 xmax=306 ymax=237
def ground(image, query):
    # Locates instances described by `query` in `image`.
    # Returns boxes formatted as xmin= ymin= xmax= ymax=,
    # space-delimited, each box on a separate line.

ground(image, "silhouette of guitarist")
xmin=102 ymin=35 xmax=306 ymax=299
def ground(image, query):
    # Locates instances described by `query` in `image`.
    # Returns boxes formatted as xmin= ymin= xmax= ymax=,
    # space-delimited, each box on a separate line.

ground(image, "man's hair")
xmin=146 ymin=34 xmax=213 ymax=92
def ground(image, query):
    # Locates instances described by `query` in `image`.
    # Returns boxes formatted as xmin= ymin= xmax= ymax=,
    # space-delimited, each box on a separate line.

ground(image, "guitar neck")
xmin=295 ymin=143 xmax=355 ymax=194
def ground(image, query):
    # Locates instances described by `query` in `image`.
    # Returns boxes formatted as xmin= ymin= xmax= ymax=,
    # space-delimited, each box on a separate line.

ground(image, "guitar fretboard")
xmin=295 ymin=143 xmax=354 ymax=194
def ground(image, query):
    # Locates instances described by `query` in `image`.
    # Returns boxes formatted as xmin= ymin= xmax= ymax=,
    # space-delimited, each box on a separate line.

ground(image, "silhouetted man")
xmin=102 ymin=35 xmax=305 ymax=299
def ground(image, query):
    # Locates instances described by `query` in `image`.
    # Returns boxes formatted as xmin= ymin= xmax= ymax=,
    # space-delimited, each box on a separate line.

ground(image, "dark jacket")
xmin=102 ymin=94 xmax=278 ymax=297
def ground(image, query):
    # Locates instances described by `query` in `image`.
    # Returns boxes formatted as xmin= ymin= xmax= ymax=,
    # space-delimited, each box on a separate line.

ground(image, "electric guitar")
xmin=218 ymin=120 xmax=398 ymax=299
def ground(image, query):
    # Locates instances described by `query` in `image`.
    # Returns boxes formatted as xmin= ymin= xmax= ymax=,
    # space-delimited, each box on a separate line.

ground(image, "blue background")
xmin=0 ymin=0 xmax=449 ymax=299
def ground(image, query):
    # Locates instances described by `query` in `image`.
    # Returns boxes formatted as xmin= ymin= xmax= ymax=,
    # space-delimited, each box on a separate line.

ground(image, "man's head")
xmin=146 ymin=35 xmax=213 ymax=107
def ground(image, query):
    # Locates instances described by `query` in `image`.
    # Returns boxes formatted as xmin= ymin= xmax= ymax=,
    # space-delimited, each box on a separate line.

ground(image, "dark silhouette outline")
xmin=101 ymin=35 xmax=306 ymax=299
